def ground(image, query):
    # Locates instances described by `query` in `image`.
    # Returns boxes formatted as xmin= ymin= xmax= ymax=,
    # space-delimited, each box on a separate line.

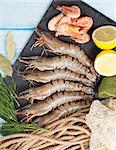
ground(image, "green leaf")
xmin=6 ymin=32 xmax=16 ymax=62
xmin=98 ymin=76 xmax=116 ymax=98
xmin=0 ymin=54 xmax=13 ymax=77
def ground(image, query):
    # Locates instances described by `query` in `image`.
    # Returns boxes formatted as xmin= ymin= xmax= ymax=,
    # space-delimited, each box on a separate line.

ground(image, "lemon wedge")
xmin=92 ymin=25 xmax=116 ymax=49
xmin=94 ymin=50 xmax=116 ymax=76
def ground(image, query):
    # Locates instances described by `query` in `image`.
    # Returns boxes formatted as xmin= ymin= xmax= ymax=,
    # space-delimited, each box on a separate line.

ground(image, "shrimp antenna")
xmin=35 ymin=27 xmax=43 ymax=37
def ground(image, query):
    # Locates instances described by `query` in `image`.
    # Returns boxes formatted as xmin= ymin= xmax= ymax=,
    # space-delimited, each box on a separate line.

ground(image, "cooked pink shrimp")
xmin=71 ymin=33 xmax=90 ymax=44
xmin=49 ymin=21 xmax=90 ymax=44
xmin=57 ymin=15 xmax=71 ymax=26
xmin=55 ymin=23 xmax=70 ymax=36
xmin=71 ymin=17 xmax=93 ymax=33
xmin=54 ymin=23 xmax=90 ymax=43
xmin=55 ymin=16 xmax=72 ymax=36
xmin=48 ymin=13 xmax=64 ymax=31
xmin=56 ymin=23 xmax=80 ymax=37
xmin=57 ymin=5 xmax=81 ymax=18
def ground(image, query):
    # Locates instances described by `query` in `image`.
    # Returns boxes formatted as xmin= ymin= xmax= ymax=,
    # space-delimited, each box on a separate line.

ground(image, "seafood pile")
xmin=13 ymin=29 xmax=98 ymax=149
xmin=17 ymin=29 xmax=97 ymax=121
xmin=48 ymin=5 xmax=93 ymax=43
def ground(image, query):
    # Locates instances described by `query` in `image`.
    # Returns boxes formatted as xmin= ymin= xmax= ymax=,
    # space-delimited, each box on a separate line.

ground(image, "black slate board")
xmin=13 ymin=0 xmax=116 ymax=106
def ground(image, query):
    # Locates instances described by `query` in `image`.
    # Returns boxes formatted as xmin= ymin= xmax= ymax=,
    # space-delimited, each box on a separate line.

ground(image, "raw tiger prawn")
xmin=36 ymin=100 xmax=91 ymax=126
xmin=18 ymin=69 xmax=94 ymax=87
xmin=17 ymin=91 xmax=92 ymax=122
xmin=32 ymin=29 xmax=97 ymax=77
xmin=18 ymin=79 xmax=94 ymax=103
xmin=20 ymin=55 xmax=96 ymax=82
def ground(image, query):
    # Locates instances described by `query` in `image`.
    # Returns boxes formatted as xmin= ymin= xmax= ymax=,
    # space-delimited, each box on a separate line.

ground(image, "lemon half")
xmin=94 ymin=50 xmax=116 ymax=76
xmin=92 ymin=25 xmax=116 ymax=49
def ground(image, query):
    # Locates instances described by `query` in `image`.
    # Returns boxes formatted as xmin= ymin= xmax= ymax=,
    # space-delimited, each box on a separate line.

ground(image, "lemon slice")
xmin=94 ymin=50 xmax=116 ymax=76
xmin=92 ymin=25 xmax=116 ymax=49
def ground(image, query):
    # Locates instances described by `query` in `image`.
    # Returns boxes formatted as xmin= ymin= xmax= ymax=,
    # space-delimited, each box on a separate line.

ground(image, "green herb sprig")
xmin=0 ymin=74 xmax=17 ymax=122
xmin=0 ymin=73 xmax=48 ymax=135
xmin=0 ymin=122 xmax=48 ymax=135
